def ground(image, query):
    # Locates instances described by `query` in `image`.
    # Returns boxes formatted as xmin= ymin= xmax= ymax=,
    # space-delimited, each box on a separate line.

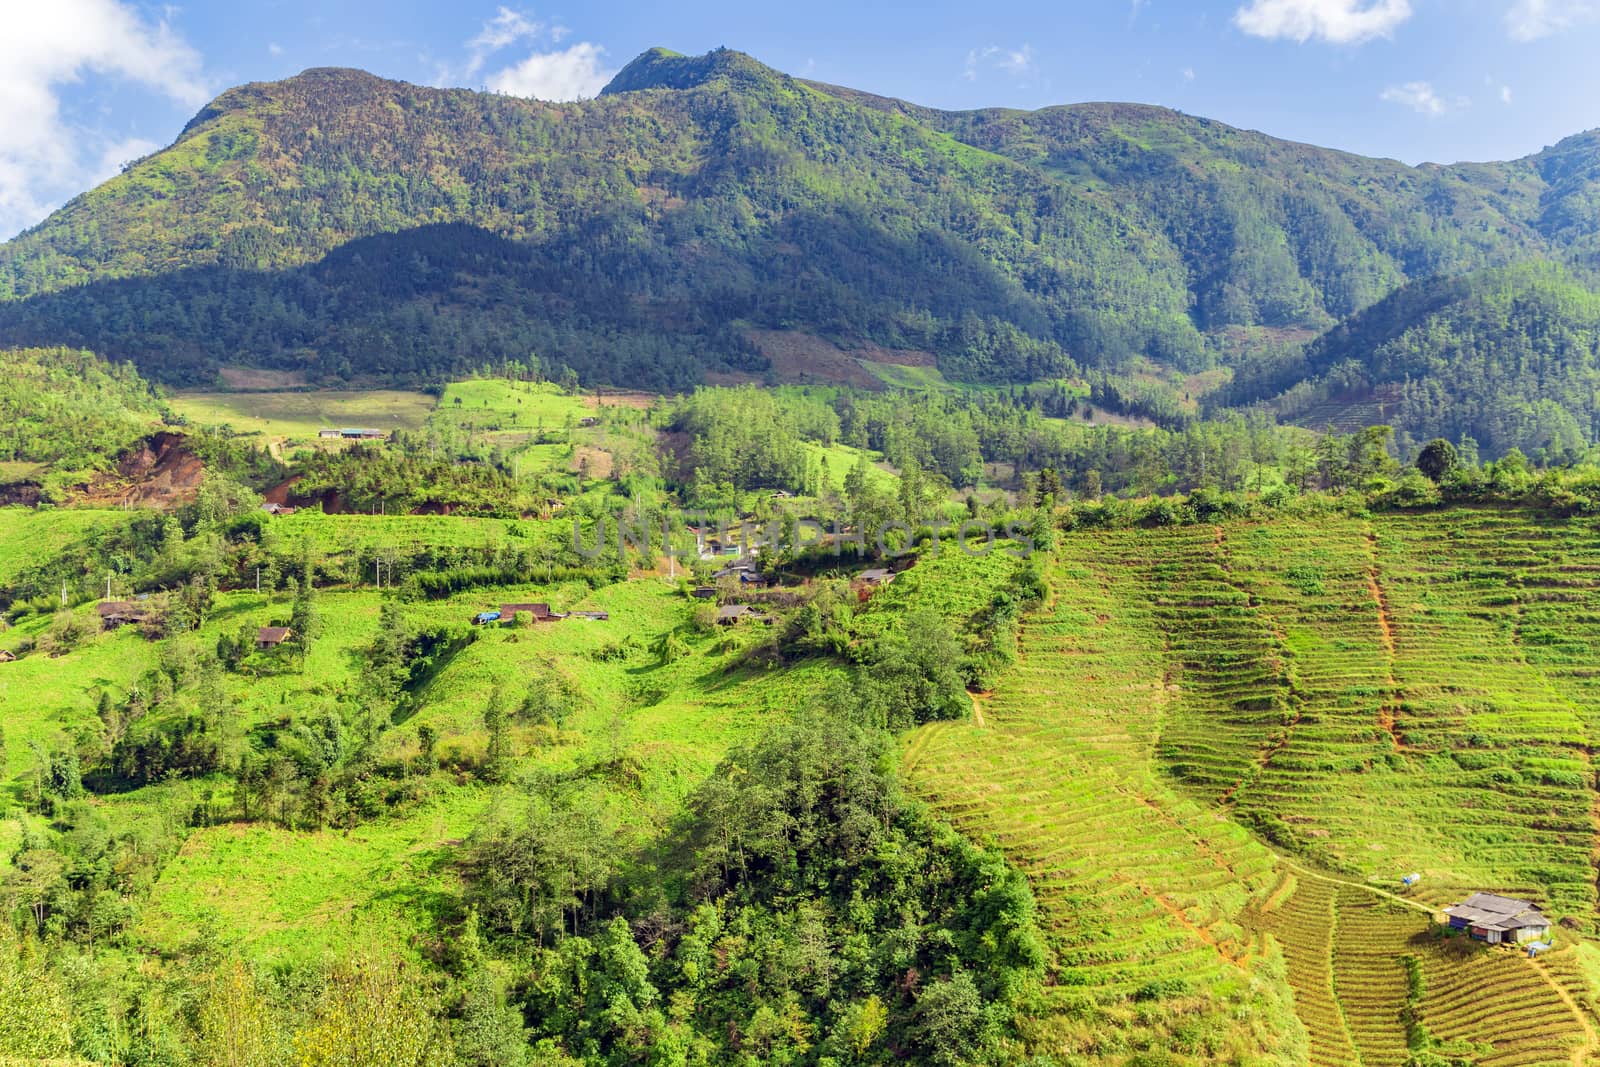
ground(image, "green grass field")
xmin=803 ymin=440 xmax=899 ymax=495
xmin=0 ymin=506 xmax=132 ymax=590
xmin=169 ymin=389 xmax=436 ymax=445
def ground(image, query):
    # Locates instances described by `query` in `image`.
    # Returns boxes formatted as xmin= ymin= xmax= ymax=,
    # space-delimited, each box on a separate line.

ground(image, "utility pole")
xmin=61 ymin=581 xmax=67 ymax=607
xmin=256 ymin=566 xmax=261 ymax=595
xmin=106 ymin=575 xmax=111 ymax=600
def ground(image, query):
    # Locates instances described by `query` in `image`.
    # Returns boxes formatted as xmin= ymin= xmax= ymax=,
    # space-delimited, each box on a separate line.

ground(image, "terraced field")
xmin=904 ymin=510 xmax=1600 ymax=1064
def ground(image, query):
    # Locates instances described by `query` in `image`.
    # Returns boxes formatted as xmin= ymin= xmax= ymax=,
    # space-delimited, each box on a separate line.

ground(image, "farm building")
xmin=0 ymin=650 xmax=15 ymax=662
xmin=317 ymin=429 xmax=341 ymax=439
xmin=1443 ymin=893 xmax=1552 ymax=944
xmin=690 ymin=586 xmax=716 ymax=599
xmin=716 ymin=604 xmax=757 ymax=625
xmin=716 ymin=604 xmax=774 ymax=626
xmin=260 ymin=502 xmax=296 ymax=515
xmin=256 ymin=626 xmax=294 ymax=649
xmin=473 ymin=611 xmax=502 ymax=625
xmin=97 ymin=600 xmax=153 ymax=630
xmin=500 ymin=603 xmax=555 ymax=623
xmin=712 ymin=560 xmax=769 ymax=585
xmin=339 ymin=428 xmax=386 ymax=439
xmin=857 ymin=568 xmax=895 ymax=586
xmin=578 ymin=416 xmax=600 ymax=427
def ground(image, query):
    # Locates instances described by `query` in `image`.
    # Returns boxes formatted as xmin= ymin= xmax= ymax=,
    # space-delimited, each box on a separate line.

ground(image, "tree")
xmin=196 ymin=961 xmax=283 ymax=1067
xmin=482 ymin=688 xmax=509 ymax=782
xmin=416 ymin=724 xmax=439 ymax=774
xmin=1416 ymin=437 xmax=1459 ymax=483
xmin=907 ymin=972 xmax=986 ymax=1066
xmin=294 ymin=958 xmax=453 ymax=1067
xmin=289 ymin=573 xmax=320 ymax=669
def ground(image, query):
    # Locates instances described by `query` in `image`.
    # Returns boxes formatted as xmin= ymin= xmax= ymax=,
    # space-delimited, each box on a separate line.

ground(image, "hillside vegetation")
xmin=5 ymin=48 xmax=1600 ymax=454
xmin=905 ymin=508 xmax=1600 ymax=1064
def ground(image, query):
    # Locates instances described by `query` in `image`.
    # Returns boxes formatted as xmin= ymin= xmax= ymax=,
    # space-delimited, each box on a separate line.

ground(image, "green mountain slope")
xmin=0 ymin=52 xmax=1199 ymax=389
xmin=1228 ymin=262 xmax=1600 ymax=456
xmin=2 ymin=46 xmax=1600 ymax=425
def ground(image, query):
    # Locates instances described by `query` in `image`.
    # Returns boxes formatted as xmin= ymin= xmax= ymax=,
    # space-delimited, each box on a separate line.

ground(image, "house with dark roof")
xmin=256 ymin=626 xmax=294 ymax=649
xmin=97 ymin=600 xmax=153 ymax=630
xmin=1444 ymin=893 xmax=1552 ymax=945
xmin=500 ymin=603 xmax=555 ymax=623
xmin=716 ymin=604 xmax=775 ymax=626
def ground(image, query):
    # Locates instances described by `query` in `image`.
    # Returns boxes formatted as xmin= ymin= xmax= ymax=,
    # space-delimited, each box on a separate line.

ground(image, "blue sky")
xmin=4 ymin=0 xmax=1600 ymax=239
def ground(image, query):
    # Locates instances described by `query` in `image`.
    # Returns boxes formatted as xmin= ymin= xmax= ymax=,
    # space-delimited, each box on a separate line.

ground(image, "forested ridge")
xmin=4 ymin=47 xmax=1600 ymax=450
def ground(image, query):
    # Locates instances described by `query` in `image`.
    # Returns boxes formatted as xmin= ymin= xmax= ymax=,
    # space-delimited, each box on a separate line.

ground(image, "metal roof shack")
xmin=500 ymin=603 xmax=556 ymax=623
xmin=1444 ymin=893 xmax=1552 ymax=945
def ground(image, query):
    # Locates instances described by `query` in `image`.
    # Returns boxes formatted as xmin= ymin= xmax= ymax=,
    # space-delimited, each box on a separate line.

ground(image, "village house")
xmin=317 ymin=428 xmax=341 ymax=439
xmin=857 ymin=568 xmax=895 ymax=586
xmin=260 ymin=502 xmax=296 ymax=515
xmin=716 ymin=604 xmax=757 ymax=625
xmin=690 ymin=586 xmax=717 ymax=599
xmin=716 ymin=604 xmax=775 ymax=626
xmin=500 ymin=602 xmax=556 ymax=624
xmin=96 ymin=600 xmax=153 ymax=630
xmin=256 ymin=626 xmax=294 ymax=650
xmin=1444 ymin=893 xmax=1552 ymax=945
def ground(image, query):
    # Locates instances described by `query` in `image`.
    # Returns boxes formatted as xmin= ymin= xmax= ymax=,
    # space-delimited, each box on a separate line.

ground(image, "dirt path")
xmin=1364 ymin=530 xmax=1409 ymax=752
xmin=969 ymin=691 xmax=988 ymax=728
xmin=1530 ymin=956 xmax=1600 ymax=1067
xmin=1277 ymin=857 xmax=1435 ymax=917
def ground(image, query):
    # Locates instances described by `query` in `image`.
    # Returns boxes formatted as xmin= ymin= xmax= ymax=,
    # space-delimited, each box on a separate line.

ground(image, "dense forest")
xmin=5 ymin=47 xmax=1600 ymax=452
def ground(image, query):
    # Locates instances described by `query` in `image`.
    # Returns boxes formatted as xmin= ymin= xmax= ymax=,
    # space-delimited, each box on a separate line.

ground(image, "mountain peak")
xmin=599 ymin=47 xmax=781 ymax=96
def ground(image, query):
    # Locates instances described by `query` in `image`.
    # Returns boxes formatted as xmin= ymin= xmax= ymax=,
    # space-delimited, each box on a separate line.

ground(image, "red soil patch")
xmin=79 ymin=432 xmax=206 ymax=510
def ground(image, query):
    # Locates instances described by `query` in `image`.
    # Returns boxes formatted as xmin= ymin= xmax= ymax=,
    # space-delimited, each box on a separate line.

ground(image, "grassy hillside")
xmin=903 ymin=509 xmax=1600 ymax=1064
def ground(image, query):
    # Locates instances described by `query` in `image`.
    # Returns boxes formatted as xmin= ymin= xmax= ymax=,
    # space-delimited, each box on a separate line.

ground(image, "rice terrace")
xmin=9 ymin=10 xmax=1600 ymax=1067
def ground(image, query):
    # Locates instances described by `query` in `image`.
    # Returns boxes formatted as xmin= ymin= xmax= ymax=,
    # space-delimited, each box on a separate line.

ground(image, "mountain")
xmin=1 ymin=46 xmax=1599 ymax=449
xmin=1226 ymin=262 xmax=1600 ymax=457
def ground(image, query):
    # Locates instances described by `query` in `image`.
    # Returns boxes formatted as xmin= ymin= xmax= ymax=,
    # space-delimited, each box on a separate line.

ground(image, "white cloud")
xmin=268 ymin=42 xmax=283 ymax=57
xmin=1501 ymin=84 xmax=1514 ymax=103
xmin=1234 ymin=0 xmax=1412 ymax=43
xmin=466 ymin=6 xmax=542 ymax=76
xmin=449 ymin=8 xmax=610 ymax=100
xmin=1505 ymin=0 xmax=1596 ymax=40
xmin=1380 ymin=80 xmax=1467 ymax=115
xmin=0 ymin=0 xmax=209 ymax=239
xmin=964 ymin=44 xmax=1037 ymax=82
xmin=1182 ymin=66 xmax=1197 ymax=80
xmin=486 ymin=42 xmax=612 ymax=101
